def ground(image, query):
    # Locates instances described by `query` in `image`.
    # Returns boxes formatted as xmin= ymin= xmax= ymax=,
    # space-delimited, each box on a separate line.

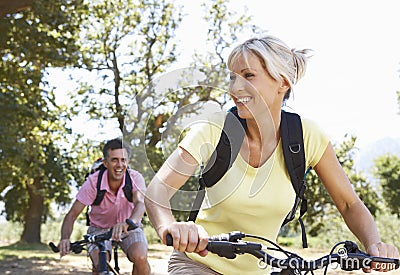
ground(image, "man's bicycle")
xmin=49 ymin=219 xmax=138 ymax=275
xmin=166 ymin=231 xmax=399 ymax=274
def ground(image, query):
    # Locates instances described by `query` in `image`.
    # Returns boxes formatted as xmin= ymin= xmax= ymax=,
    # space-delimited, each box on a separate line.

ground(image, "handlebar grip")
xmin=166 ymin=233 xmax=173 ymax=246
xmin=49 ymin=242 xmax=59 ymax=253
xmin=125 ymin=219 xmax=138 ymax=231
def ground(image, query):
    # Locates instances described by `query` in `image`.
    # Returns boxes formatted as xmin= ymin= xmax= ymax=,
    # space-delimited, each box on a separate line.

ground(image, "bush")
xmin=0 ymin=221 xmax=23 ymax=245
xmin=375 ymin=212 xmax=400 ymax=248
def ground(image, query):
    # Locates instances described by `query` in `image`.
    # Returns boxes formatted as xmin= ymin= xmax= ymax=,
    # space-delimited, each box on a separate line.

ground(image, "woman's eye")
xmin=229 ymin=74 xmax=236 ymax=81
xmin=244 ymin=73 xmax=254 ymax=78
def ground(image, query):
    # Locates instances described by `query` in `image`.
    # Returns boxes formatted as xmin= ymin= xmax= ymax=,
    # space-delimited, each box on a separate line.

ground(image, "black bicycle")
xmin=49 ymin=219 xmax=138 ymax=275
xmin=166 ymin=231 xmax=399 ymax=274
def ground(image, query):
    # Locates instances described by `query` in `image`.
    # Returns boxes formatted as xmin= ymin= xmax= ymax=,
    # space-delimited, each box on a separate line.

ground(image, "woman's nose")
xmin=230 ymin=75 xmax=246 ymax=95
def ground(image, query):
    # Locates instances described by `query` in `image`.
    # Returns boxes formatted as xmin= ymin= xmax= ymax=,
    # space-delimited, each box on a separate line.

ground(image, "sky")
xmin=171 ymin=0 xmax=400 ymax=149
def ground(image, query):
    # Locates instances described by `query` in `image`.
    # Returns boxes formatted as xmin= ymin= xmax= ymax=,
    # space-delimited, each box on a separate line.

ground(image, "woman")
xmin=144 ymin=35 xmax=399 ymax=274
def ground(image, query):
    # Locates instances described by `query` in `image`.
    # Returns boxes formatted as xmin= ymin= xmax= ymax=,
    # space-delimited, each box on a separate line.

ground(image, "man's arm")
xmin=59 ymin=200 xmax=86 ymax=257
xmin=129 ymin=190 xmax=146 ymax=224
xmin=111 ymin=189 xmax=146 ymax=240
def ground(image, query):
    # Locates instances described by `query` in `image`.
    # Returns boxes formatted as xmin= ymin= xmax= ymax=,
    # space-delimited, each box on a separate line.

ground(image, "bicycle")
xmin=49 ymin=219 xmax=138 ymax=275
xmin=166 ymin=231 xmax=399 ymax=274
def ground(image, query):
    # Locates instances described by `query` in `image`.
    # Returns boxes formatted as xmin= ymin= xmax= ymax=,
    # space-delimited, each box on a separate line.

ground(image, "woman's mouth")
xmin=236 ymin=96 xmax=251 ymax=105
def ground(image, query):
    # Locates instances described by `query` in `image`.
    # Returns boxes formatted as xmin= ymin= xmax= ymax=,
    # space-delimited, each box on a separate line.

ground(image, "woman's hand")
xmin=364 ymin=242 xmax=400 ymax=272
xmin=159 ymin=221 xmax=209 ymax=257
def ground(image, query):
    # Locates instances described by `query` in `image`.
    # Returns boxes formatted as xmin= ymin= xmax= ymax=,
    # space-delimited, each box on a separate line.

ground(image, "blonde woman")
xmin=145 ymin=35 xmax=399 ymax=274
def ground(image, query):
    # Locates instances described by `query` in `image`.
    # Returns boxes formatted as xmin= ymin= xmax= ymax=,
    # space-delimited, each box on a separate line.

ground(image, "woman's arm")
xmin=145 ymin=146 xmax=209 ymax=255
xmin=314 ymin=143 xmax=399 ymax=271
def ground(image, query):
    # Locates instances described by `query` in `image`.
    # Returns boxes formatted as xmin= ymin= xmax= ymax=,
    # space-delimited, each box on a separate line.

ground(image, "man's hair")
xmin=102 ymin=138 xmax=131 ymax=159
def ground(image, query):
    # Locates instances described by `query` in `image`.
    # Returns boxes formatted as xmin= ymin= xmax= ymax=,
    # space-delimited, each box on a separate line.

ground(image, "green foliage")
xmin=375 ymin=211 xmax=400 ymax=247
xmin=0 ymin=0 xmax=88 ymax=242
xmin=373 ymin=154 xmax=400 ymax=217
xmin=67 ymin=0 xmax=258 ymax=194
xmin=69 ymin=0 xmax=182 ymax=127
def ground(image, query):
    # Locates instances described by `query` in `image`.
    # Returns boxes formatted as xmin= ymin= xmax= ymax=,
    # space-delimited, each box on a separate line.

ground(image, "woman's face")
xmin=229 ymin=53 xmax=286 ymax=120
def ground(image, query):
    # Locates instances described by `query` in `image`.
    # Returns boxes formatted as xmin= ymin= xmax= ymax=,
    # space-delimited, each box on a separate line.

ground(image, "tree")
xmin=65 ymin=0 xmax=259 ymax=221
xmin=0 ymin=0 xmax=33 ymax=17
xmin=0 ymin=0 xmax=86 ymax=243
xmin=66 ymin=0 xmax=182 ymax=178
xmin=373 ymin=154 xmax=400 ymax=217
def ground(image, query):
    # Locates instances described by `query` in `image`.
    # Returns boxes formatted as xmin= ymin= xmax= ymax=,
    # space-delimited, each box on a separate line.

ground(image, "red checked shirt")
xmin=76 ymin=169 xmax=146 ymax=229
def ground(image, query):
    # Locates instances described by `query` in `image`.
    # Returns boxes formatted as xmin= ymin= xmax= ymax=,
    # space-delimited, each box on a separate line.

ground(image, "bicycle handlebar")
xmin=49 ymin=219 xmax=138 ymax=254
xmin=166 ymin=231 xmax=399 ymax=272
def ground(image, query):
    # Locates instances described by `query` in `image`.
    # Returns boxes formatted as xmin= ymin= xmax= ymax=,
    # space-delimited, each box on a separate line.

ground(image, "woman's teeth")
xmin=237 ymin=97 xmax=250 ymax=103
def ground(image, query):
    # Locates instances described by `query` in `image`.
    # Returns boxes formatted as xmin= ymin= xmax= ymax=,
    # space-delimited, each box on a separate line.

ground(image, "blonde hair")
xmin=227 ymin=35 xmax=312 ymax=100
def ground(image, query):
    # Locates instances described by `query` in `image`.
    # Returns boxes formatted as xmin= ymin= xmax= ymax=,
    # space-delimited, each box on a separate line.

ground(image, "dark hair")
xmin=102 ymin=138 xmax=131 ymax=159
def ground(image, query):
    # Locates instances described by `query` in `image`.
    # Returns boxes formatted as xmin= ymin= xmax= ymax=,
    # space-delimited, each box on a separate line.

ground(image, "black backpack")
xmin=85 ymin=159 xmax=133 ymax=226
xmin=188 ymin=107 xmax=310 ymax=248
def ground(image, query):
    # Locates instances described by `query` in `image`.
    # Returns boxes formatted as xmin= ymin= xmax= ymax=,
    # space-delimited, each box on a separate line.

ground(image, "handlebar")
xmin=166 ymin=231 xmax=399 ymax=273
xmin=49 ymin=219 xmax=138 ymax=254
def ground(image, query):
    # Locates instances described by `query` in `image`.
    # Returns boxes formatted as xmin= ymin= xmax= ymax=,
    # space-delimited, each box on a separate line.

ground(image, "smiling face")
xmin=103 ymin=148 xmax=129 ymax=184
xmin=229 ymin=52 xmax=288 ymax=120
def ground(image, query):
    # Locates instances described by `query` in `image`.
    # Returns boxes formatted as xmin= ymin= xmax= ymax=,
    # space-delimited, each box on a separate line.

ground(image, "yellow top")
xmin=179 ymin=111 xmax=330 ymax=274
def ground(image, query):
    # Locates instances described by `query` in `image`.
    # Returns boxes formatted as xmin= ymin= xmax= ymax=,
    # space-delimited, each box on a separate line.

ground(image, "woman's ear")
xmin=279 ymin=78 xmax=290 ymax=93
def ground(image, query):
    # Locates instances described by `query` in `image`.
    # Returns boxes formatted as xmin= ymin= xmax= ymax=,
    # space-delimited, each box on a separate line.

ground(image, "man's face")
xmin=103 ymin=148 xmax=129 ymax=183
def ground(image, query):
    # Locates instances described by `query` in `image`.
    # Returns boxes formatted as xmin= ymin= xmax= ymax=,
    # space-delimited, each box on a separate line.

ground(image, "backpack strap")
xmin=92 ymin=166 xmax=107 ymax=206
xmin=202 ymin=107 xmax=247 ymax=187
xmin=123 ymin=170 xmax=133 ymax=202
xmin=280 ymin=110 xmax=308 ymax=248
xmin=86 ymin=167 xmax=107 ymax=226
xmin=188 ymin=107 xmax=246 ymax=222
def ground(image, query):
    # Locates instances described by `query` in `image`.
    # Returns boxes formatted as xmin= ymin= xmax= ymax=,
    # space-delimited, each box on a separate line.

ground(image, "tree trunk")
xmin=0 ymin=0 xmax=33 ymax=17
xmin=20 ymin=177 xmax=44 ymax=243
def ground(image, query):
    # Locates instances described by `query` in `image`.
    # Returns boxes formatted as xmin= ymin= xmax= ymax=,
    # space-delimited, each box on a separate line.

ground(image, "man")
xmin=59 ymin=138 xmax=150 ymax=275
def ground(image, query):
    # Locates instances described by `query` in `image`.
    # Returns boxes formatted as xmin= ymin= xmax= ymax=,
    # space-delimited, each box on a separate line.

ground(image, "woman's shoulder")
xmin=298 ymin=115 xmax=331 ymax=167
xmin=182 ymin=110 xmax=226 ymax=137
xmin=300 ymin=115 xmax=325 ymax=134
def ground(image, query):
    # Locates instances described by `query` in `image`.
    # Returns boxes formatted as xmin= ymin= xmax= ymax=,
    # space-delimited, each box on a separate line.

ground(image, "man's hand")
xmin=58 ymin=239 xmax=70 ymax=257
xmin=111 ymin=222 xmax=129 ymax=241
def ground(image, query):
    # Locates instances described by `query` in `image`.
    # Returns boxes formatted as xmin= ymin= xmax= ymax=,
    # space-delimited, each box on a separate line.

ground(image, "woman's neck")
xmin=241 ymin=111 xmax=281 ymax=167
